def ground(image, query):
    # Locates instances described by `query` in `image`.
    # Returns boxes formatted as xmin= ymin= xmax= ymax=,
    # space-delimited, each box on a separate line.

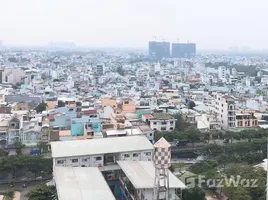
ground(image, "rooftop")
xmin=117 ymin=161 xmax=186 ymax=189
xmin=152 ymin=113 xmax=174 ymax=120
xmin=54 ymin=167 xmax=115 ymax=200
xmin=51 ymin=135 xmax=153 ymax=158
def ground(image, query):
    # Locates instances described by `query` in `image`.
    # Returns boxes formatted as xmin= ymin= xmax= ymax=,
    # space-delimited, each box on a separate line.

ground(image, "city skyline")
xmin=0 ymin=0 xmax=267 ymax=50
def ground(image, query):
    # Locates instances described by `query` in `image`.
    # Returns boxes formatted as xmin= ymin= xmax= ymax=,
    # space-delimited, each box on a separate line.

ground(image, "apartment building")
xmin=236 ymin=111 xmax=258 ymax=128
xmin=196 ymin=114 xmax=221 ymax=131
xmin=51 ymin=136 xmax=153 ymax=170
xmin=143 ymin=113 xmax=176 ymax=132
xmin=214 ymin=93 xmax=236 ymax=128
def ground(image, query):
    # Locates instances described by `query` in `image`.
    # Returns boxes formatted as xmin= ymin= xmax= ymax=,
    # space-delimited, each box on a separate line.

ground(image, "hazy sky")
xmin=0 ymin=0 xmax=267 ymax=49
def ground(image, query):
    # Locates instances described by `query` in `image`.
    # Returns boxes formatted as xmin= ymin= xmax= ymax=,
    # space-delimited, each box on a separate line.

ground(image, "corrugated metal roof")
xmin=117 ymin=161 xmax=186 ymax=189
xmin=51 ymin=135 xmax=153 ymax=158
xmin=54 ymin=167 xmax=115 ymax=200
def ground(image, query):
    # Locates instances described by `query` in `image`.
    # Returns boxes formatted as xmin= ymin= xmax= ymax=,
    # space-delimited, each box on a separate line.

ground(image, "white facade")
xmin=213 ymin=93 xmax=236 ymax=128
xmin=149 ymin=119 xmax=176 ymax=132
xmin=218 ymin=66 xmax=227 ymax=80
xmin=51 ymin=136 xmax=153 ymax=169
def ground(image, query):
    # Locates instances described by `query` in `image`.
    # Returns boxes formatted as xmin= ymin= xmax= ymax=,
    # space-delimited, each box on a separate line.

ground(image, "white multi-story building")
xmin=142 ymin=113 xmax=176 ymax=132
xmin=51 ymin=136 xmax=153 ymax=170
xmin=218 ymin=66 xmax=227 ymax=81
xmin=213 ymin=93 xmax=236 ymax=128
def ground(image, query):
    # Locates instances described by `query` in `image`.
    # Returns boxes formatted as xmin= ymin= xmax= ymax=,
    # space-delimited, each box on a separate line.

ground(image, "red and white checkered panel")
xmin=154 ymin=147 xmax=171 ymax=169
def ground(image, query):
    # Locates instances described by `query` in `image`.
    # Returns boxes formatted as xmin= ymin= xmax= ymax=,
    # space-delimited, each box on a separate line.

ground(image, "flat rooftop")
xmin=54 ymin=167 xmax=115 ymax=200
xmin=117 ymin=161 xmax=186 ymax=189
xmin=152 ymin=113 xmax=174 ymax=120
xmin=51 ymin=135 xmax=153 ymax=158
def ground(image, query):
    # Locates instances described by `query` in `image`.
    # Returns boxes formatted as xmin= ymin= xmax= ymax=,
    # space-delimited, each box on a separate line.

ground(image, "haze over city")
xmin=0 ymin=0 xmax=267 ymax=50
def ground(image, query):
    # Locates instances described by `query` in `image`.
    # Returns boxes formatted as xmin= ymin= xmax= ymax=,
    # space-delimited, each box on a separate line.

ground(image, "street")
xmin=0 ymin=180 xmax=48 ymax=200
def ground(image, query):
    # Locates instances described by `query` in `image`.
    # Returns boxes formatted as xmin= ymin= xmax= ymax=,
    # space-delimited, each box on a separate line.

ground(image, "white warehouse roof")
xmin=51 ymin=135 xmax=153 ymax=158
xmin=54 ymin=167 xmax=115 ymax=200
xmin=117 ymin=161 xmax=186 ymax=189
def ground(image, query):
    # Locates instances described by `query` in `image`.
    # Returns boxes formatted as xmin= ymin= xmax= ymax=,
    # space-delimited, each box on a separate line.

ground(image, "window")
xmin=81 ymin=165 xmax=85 ymax=167
xmin=50 ymin=119 xmax=55 ymax=122
xmin=95 ymin=156 xmax=102 ymax=161
xmin=149 ymin=133 xmax=153 ymax=136
xmin=170 ymin=121 xmax=173 ymax=125
xmin=145 ymin=152 xmax=151 ymax=156
xmin=161 ymin=122 xmax=167 ymax=125
xmin=123 ymin=154 xmax=130 ymax=158
xmin=161 ymin=127 xmax=166 ymax=131
xmin=153 ymin=122 xmax=157 ymax=125
xmin=170 ymin=127 xmax=173 ymax=130
xmin=133 ymin=153 xmax=139 ymax=157
xmin=82 ymin=158 xmax=88 ymax=162
xmin=72 ymin=159 xmax=78 ymax=163
xmin=69 ymin=108 xmax=74 ymax=111
xmin=153 ymin=128 xmax=157 ymax=131
xmin=57 ymin=160 xmax=64 ymax=164
xmin=222 ymin=104 xmax=223 ymax=107
xmin=0 ymin=132 xmax=6 ymax=136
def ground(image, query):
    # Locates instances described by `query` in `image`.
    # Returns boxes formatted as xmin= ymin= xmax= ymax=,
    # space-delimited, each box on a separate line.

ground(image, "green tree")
xmin=182 ymin=186 xmax=206 ymax=200
xmin=184 ymin=128 xmax=201 ymax=149
xmin=202 ymin=144 xmax=223 ymax=157
xmin=34 ymin=102 xmax=48 ymax=113
xmin=37 ymin=141 xmax=48 ymax=153
xmin=13 ymin=140 xmax=25 ymax=155
xmin=178 ymin=161 xmax=185 ymax=172
xmin=172 ymin=113 xmax=191 ymax=131
xmin=216 ymin=153 xmax=229 ymax=168
xmin=0 ymin=147 xmax=8 ymax=157
xmin=187 ymin=101 xmax=196 ymax=109
xmin=27 ymin=184 xmax=57 ymax=200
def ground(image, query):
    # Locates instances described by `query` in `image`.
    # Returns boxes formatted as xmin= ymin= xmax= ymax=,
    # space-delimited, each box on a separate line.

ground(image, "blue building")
xmin=171 ymin=43 xmax=196 ymax=58
xmin=149 ymin=41 xmax=170 ymax=59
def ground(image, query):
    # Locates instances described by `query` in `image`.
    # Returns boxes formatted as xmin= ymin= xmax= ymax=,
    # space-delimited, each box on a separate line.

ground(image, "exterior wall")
xmin=53 ymin=150 xmax=153 ymax=167
xmin=149 ymin=119 xmax=176 ymax=132
xmin=236 ymin=118 xmax=258 ymax=128
xmin=71 ymin=123 xmax=84 ymax=136
xmin=101 ymin=98 xmax=117 ymax=107
xmin=122 ymin=100 xmax=136 ymax=113
xmin=21 ymin=131 xmax=41 ymax=146
xmin=143 ymin=188 xmax=177 ymax=200
xmin=2 ymin=68 xmax=25 ymax=84
xmin=214 ymin=94 xmax=235 ymax=128
xmin=45 ymin=101 xmax=57 ymax=110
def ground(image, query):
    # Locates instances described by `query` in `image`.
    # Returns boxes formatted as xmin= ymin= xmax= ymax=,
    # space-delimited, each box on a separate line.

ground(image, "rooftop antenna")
xmin=177 ymin=38 xmax=180 ymax=43
xmin=153 ymin=137 xmax=171 ymax=200
xmin=153 ymin=36 xmax=157 ymax=41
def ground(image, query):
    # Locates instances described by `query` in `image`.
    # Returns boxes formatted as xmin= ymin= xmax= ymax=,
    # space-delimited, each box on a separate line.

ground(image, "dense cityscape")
xmin=0 ymin=0 xmax=268 ymax=200
xmin=0 ymin=39 xmax=266 ymax=200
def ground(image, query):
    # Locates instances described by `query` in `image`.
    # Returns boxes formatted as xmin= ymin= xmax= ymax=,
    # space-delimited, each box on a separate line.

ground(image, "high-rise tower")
xmin=153 ymin=137 xmax=171 ymax=200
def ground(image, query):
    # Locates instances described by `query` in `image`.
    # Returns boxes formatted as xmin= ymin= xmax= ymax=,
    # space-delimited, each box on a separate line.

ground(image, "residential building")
xmin=144 ymin=113 xmax=176 ymax=132
xmin=149 ymin=41 xmax=170 ymax=59
xmin=214 ymin=93 xmax=236 ymax=128
xmin=196 ymin=114 xmax=221 ymax=131
xmin=171 ymin=42 xmax=196 ymax=58
xmin=110 ymin=109 xmax=125 ymax=130
xmin=51 ymin=136 xmax=154 ymax=170
xmin=236 ymin=111 xmax=258 ymax=128
xmin=218 ymin=66 xmax=227 ymax=81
